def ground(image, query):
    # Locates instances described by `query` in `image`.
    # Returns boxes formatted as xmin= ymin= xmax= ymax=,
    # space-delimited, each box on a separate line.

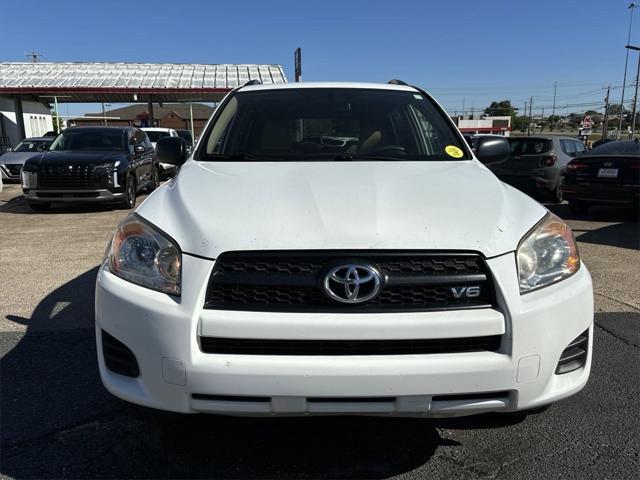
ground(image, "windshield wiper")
xmin=332 ymin=154 xmax=405 ymax=161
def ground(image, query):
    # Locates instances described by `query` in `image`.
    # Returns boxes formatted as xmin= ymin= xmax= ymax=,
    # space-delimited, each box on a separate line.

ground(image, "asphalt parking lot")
xmin=1 ymin=182 xmax=638 ymax=479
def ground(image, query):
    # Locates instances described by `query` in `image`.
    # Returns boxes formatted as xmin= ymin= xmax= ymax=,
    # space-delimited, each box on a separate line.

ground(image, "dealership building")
xmin=68 ymin=103 xmax=217 ymax=138
xmin=453 ymin=115 xmax=512 ymax=136
xmin=0 ymin=62 xmax=287 ymax=150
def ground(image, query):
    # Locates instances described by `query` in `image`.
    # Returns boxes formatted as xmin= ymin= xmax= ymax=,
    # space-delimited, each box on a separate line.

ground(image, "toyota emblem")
xmin=322 ymin=264 xmax=382 ymax=304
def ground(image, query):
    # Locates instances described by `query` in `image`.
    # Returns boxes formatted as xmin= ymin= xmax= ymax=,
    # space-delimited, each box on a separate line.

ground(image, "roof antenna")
xmin=25 ymin=51 xmax=44 ymax=62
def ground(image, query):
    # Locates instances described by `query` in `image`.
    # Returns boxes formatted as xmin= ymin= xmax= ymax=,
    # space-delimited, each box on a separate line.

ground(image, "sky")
xmin=1 ymin=0 xmax=638 ymax=118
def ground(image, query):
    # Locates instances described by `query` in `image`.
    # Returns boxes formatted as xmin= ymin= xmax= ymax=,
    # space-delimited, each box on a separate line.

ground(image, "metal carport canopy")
xmin=0 ymin=62 xmax=287 ymax=102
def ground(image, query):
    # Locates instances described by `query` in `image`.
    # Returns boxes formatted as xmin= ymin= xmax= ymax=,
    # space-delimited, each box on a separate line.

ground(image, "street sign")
xmin=581 ymin=115 xmax=594 ymax=129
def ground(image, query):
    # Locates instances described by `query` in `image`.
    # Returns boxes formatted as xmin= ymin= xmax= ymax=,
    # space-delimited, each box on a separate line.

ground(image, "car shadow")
xmin=0 ymin=189 xmax=142 ymax=215
xmin=2 ymin=267 xmax=528 ymax=479
xmin=547 ymin=203 xmax=640 ymax=251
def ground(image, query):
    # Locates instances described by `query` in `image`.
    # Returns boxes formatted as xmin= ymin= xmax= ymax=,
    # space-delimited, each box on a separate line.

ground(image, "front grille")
xmin=4 ymin=164 xmax=22 ymax=175
xmin=101 ymin=330 xmax=140 ymax=377
xmin=38 ymin=164 xmax=102 ymax=189
xmin=204 ymin=251 xmax=495 ymax=313
xmin=199 ymin=335 xmax=502 ymax=355
xmin=556 ymin=330 xmax=589 ymax=374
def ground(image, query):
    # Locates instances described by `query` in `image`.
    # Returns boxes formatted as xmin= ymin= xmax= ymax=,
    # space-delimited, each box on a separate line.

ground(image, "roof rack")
xmin=388 ymin=79 xmax=409 ymax=86
xmin=244 ymin=79 xmax=262 ymax=86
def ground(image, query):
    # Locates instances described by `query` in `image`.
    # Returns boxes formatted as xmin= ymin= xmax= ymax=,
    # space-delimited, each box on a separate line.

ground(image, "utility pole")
xmin=551 ymin=81 xmax=557 ymax=131
xmin=527 ymin=97 xmax=533 ymax=135
xmin=602 ymin=85 xmax=611 ymax=140
xmin=294 ymin=47 xmax=302 ymax=82
xmin=524 ymin=101 xmax=528 ymax=133
xmin=619 ymin=3 xmax=638 ymax=138
xmin=625 ymin=44 xmax=640 ymax=138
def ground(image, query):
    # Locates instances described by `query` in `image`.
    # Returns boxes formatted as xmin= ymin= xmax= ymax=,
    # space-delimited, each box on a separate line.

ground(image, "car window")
xmin=201 ymin=88 xmax=468 ymax=161
xmin=560 ymin=139 xmax=576 ymax=156
xmin=12 ymin=140 xmax=52 ymax=152
xmin=133 ymin=130 xmax=147 ymax=147
xmin=144 ymin=130 xmax=171 ymax=142
xmin=509 ymin=139 xmax=553 ymax=155
xmin=573 ymin=141 xmax=587 ymax=153
xmin=49 ymin=130 xmax=125 ymax=152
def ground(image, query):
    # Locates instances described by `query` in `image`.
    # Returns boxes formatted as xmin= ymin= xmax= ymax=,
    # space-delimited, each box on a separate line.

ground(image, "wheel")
xmin=27 ymin=201 xmax=50 ymax=211
xmin=549 ymin=176 xmax=564 ymax=204
xmin=568 ymin=200 xmax=589 ymax=215
xmin=147 ymin=166 xmax=159 ymax=193
xmin=119 ymin=175 xmax=137 ymax=209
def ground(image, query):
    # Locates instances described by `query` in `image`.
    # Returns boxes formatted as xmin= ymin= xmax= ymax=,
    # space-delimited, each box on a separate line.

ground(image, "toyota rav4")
xmin=96 ymin=81 xmax=593 ymax=417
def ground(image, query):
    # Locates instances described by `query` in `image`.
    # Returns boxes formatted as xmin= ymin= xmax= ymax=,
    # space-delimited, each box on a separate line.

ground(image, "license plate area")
xmin=597 ymin=168 xmax=618 ymax=178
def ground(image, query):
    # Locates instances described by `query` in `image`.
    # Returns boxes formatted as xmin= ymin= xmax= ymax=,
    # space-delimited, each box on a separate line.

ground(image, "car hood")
xmin=0 ymin=151 xmax=42 ymax=165
xmin=136 ymin=160 xmax=547 ymax=259
xmin=26 ymin=151 xmax=124 ymax=167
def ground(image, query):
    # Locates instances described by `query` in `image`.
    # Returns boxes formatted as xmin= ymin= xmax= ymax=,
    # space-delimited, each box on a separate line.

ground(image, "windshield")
xmin=49 ymin=130 xmax=125 ymax=152
xmin=589 ymin=140 xmax=640 ymax=156
xmin=200 ymin=88 xmax=469 ymax=161
xmin=13 ymin=139 xmax=52 ymax=152
xmin=145 ymin=130 xmax=172 ymax=142
xmin=508 ymin=138 xmax=553 ymax=155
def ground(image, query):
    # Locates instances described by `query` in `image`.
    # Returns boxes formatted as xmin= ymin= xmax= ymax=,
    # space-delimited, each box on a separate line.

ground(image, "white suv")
xmin=96 ymin=82 xmax=593 ymax=417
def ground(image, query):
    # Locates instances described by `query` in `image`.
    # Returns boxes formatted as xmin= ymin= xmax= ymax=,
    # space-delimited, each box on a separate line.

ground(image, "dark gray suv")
xmin=489 ymin=136 xmax=587 ymax=203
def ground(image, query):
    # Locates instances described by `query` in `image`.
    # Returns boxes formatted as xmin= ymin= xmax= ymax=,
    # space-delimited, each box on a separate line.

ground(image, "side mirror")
xmin=156 ymin=136 xmax=187 ymax=166
xmin=134 ymin=145 xmax=145 ymax=153
xmin=475 ymin=136 xmax=510 ymax=165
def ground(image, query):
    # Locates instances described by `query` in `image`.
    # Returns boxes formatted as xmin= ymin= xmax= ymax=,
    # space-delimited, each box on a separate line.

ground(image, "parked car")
xmin=141 ymin=127 xmax=179 ymax=178
xmin=563 ymin=139 xmax=640 ymax=214
xmin=0 ymin=137 xmax=53 ymax=182
xmin=21 ymin=127 xmax=159 ymax=211
xmin=489 ymin=136 xmax=587 ymax=203
xmin=590 ymin=138 xmax=615 ymax=150
xmin=175 ymin=129 xmax=195 ymax=154
xmin=96 ymin=81 xmax=592 ymax=418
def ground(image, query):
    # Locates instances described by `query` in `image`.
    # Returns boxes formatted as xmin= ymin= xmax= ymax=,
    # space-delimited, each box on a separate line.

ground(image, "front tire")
xmin=569 ymin=200 xmax=589 ymax=215
xmin=119 ymin=175 xmax=137 ymax=209
xmin=549 ymin=176 xmax=564 ymax=204
xmin=27 ymin=201 xmax=50 ymax=212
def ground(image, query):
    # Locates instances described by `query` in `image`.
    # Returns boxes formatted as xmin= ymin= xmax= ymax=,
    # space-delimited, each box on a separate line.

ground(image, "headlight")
xmin=517 ymin=213 xmax=580 ymax=294
xmin=107 ymin=215 xmax=181 ymax=295
xmin=21 ymin=170 xmax=37 ymax=188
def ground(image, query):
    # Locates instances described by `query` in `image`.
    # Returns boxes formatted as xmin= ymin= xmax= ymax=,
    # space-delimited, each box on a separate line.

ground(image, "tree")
xmin=512 ymin=116 xmax=528 ymax=132
xmin=484 ymin=100 xmax=517 ymax=117
xmin=548 ymin=115 xmax=561 ymax=130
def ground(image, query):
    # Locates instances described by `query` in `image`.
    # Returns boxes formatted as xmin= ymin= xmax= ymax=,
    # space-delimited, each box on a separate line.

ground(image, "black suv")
xmin=489 ymin=136 xmax=587 ymax=203
xmin=22 ymin=127 xmax=159 ymax=211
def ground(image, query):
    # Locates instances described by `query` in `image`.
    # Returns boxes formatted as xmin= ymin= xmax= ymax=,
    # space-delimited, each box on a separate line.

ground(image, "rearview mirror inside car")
xmin=156 ymin=136 xmax=187 ymax=166
xmin=475 ymin=137 xmax=510 ymax=165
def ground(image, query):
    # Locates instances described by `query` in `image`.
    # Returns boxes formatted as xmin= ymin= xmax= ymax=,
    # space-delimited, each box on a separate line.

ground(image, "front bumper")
xmin=23 ymin=188 xmax=124 ymax=203
xmin=95 ymin=252 xmax=593 ymax=417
